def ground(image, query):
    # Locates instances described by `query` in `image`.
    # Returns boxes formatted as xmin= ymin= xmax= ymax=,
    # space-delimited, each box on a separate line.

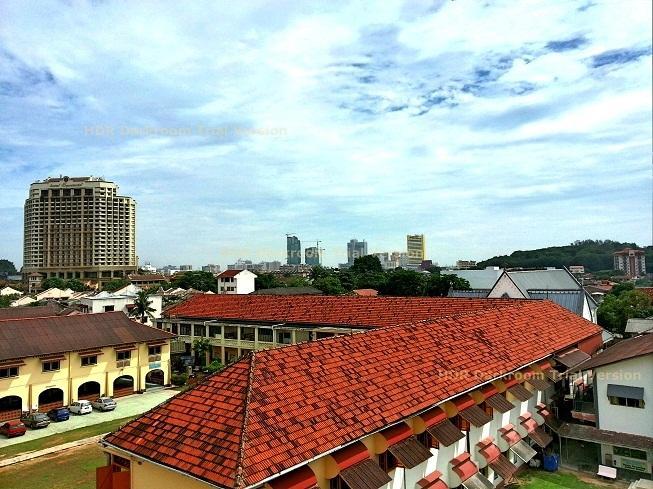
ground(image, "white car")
xmin=69 ymin=400 xmax=93 ymax=415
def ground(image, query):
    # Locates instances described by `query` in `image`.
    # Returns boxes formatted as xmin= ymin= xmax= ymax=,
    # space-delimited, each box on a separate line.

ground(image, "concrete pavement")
xmin=0 ymin=388 xmax=176 ymax=449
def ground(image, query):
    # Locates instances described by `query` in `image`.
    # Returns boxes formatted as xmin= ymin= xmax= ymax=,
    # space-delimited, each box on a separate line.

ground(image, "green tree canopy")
xmin=351 ymin=255 xmax=383 ymax=274
xmin=426 ymin=274 xmax=471 ymax=297
xmin=66 ymin=279 xmax=87 ymax=292
xmin=381 ymin=269 xmax=427 ymax=296
xmin=129 ymin=290 xmax=156 ymax=323
xmin=171 ymin=271 xmax=217 ymax=292
xmin=41 ymin=277 xmax=67 ymax=290
xmin=313 ymin=276 xmax=346 ymax=295
xmin=597 ymin=289 xmax=653 ymax=334
xmin=0 ymin=259 xmax=17 ymax=275
xmin=103 ymin=278 xmax=131 ymax=292
xmin=255 ymin=273 xmax=285 ymax=290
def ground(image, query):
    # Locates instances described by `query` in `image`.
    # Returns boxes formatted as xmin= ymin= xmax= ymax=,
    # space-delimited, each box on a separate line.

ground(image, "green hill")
xmin=477 ymin=240 xmax=653 ymax=273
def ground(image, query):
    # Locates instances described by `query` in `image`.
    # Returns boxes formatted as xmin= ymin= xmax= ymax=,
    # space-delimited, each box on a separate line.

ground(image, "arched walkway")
xmin=38 ymin=388 xmax=64 ymax=412
xmin=0 ymin=395 xmax=22 ymax=421
xmin=145 ymin=369 xmax=165 ymax=388
xmin=113 ymin=375 xmax=134 ymax=398
xmin=78 ymin=381 xmax=101 ymax=401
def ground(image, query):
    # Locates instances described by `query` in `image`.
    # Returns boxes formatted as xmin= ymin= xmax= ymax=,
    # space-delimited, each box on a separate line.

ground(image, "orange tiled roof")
xmin=164 ymin=294 xmax=522 ymax=328
xmin=104 ymin=300 xmax=601 ymax=488
xmin=636 ymin=287 xmax=653 ymax=300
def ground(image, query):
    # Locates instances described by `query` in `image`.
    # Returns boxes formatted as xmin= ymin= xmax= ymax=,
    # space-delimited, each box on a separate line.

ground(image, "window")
xmin=193 ymin=324 xmax=206 ymax=337
xmin=0 ymin=367 xmax=18 ymax=378
xmin=613 ymin=446 xmax=647 ymax=460
xmin=103 ymin=305 xmax=115 ymax=312
xmin=171 ymin=323 xmax=179 ymax=334
xmin=42 ymin=360 xmax=60 ymax=372
xmin=148 ymin=346 xmax=161 ymax=356
xmin=378 ymin=451 xmax=399 ymax=472
xmin=258 ymin=328 xmax=273 ymax=342
xmin=609 ymin=396 xmax=645 ymax=408
xmin=417 ymin=431 xmax=439 ymax=449
xmin=179 ymin=323 xmax=191 ymax=335
xmin=209 ymin=325 xmax=221 ymax=338
xmin=81 ymin=355 xmax=97 ymax=367
xmin=117 ymin=350 xmax=131 ymax=361
xmin=241 ymin=327 xmax=255 ymax=341
xmin=277 ymin=331 xmax=292 ymax=344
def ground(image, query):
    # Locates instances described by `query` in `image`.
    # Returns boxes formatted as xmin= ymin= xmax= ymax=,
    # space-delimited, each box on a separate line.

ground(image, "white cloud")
xmin=0 ymin=0 xmax=650 ymax=268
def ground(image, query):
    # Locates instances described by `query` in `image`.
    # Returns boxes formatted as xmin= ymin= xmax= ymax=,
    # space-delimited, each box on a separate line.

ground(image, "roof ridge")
xmin=236 ymin=352 xmax=257 ymax=489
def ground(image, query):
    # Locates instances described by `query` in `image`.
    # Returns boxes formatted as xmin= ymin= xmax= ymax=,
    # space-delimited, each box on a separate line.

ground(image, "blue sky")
xmin=0 ymin=0 xmax=651 ymax=269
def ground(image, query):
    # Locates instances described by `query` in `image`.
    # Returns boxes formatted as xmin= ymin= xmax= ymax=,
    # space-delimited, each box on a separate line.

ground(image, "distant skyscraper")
xmin=305 ymin=247 xmax=321 ymax=266
xmin=406 ymin=234 xmax=426 ymax=269
xmin=23 ymin=176 xmax=136 ymax=289
xmin=287 ymin=235 xmax=301 ymax=265
xmin=347 ymin=239 xmax=368 ymax=266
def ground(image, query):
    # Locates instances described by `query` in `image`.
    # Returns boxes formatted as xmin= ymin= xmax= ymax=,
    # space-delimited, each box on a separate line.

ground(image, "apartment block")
xmin=407 ymin=234 xmax=426 ymax=269
xmin=23 ymin=176 xmax=136 ymax=288
xmin=614 ymin=248 xmax=647 ymax=278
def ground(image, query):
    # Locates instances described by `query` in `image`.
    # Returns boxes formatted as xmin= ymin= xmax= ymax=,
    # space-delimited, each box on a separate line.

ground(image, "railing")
xmin=148 ymin=354 xmax=161 ymax=362
xmin=116 ymin=360 xmax=131 ymax=368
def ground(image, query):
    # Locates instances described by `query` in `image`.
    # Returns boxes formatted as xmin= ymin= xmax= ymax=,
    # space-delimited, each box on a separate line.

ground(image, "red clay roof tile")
xmin=104 ymin=300 xmax=601 ymax=488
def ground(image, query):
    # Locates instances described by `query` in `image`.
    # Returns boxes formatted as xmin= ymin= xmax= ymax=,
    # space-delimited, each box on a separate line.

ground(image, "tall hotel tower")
xmin=23 ymin=176 xmax=136 ymax=289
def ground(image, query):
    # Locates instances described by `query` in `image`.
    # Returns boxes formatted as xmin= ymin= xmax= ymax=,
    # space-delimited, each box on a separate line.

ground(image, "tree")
xmin=426 ymin=274 xmax=471 ymax=297
xmin=610 ymin=282 xmax=634 ymax=297
xmin=381 ymin=269 xmax=427 ymax=296
xmin=204 ymin=360 xmax=225 ymax=374
xmin=171 ymin=271 xmax=217 ymax=292
xmin=103 ymin=278 xmax=131 ymax=292
xmin=285 ymin=276 xmax=311 ymax=288
xmin=66 ymin=279 xmax=87 ymax=292
xmin=130 ymin=290 xmax=156 ymax=323
xmin=313 ymin=276 xmax=346 ymax=295
xmin=41 ymin=277 xmax=66 ymax=290
xmin=0 ymin=294 xmax=19 ymax=308
xmin=0 ymin=259 xmax=17 ymax=275
xmin=192 ymin=338 xmax=211 ymax=367
xmin=597 ymin=290 xmax=653 ymax=334
xmin=351 ymin=255 xmax=383 ymax=274
xmin=255 ymin=273 xmax=284 ymax=290
xmin=353 ymin=272 xmax=388 ymax=291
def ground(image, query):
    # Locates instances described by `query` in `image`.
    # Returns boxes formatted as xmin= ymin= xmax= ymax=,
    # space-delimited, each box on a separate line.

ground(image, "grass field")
xmin=519 ymin=469 xmax=619 ymax=488
xmin=0 ymin=444 xmax=105 ymax=489
xmin=0 ymin=415 xmax=136 ymax=460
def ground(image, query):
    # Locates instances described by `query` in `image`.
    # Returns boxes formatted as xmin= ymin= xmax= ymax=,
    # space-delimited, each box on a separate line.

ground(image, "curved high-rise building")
xmin=23 ymin=176 xmax=136 ymax=289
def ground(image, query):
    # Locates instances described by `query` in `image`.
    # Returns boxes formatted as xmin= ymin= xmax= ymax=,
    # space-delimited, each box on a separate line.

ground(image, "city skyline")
xmin=0 ymin=1 xmax=651 ymax=269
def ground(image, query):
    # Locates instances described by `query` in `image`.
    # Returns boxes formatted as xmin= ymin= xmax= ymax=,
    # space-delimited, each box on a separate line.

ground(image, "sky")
xmin=0 ymin=0 xmax=651 ymax=269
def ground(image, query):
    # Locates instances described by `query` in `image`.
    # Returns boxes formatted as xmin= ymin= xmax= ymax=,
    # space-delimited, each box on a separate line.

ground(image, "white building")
xmin=217 ymin=269 xmax=257 ymax=294
xmin=10 ymin=296 xmax=37 ymax=307
xmin=567 ymin=334 xmax=653 ymax=478
xmin=79 ymin=284 xmax=163 ymax=325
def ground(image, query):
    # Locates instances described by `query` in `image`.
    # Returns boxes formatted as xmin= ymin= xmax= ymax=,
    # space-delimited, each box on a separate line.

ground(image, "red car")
xmin=0 ymin=420 xmax=27 ymax=438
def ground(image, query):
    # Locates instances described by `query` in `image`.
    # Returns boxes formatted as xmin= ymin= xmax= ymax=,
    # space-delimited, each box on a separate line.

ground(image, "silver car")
xmin=91 ymin=397 xmax=117 ymax=411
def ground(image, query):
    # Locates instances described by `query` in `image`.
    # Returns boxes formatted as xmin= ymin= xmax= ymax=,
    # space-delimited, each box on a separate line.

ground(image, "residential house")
xmin=79 ymin=285 xmax=163 ymax=325
xmin=216 ymin=269 xmax=256 ymax=295
xmin=9 ymin=295 xmax=37 ymax=307
xmin=100 ymin=298 xmax=602 ymax=489
xmin=0 ymin=312 xmax=174 ymax=420
xmin=129 ymin=274 xmax=167 ymax=288
xmin=0 ymin=303 xmax=66 ymax=320
xmin=558 ymin=334 xmax=653 ymax=480
xmin=35 ymin=287 xmax=75 ymax=301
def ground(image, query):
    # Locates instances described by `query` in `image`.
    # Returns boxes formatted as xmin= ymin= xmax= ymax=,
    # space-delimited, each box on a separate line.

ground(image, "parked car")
xmin=20 ymin=412 xmax=50 ymax=429
xmin=69 ymin=400 xmax=93 ymax=415
xmin=47 ymin=407 xmax=70 ymax=422
xmin=0 ymin=420 xmax=27 ymax=438
xmin=91 ymin=397 xmax=117 ymax=412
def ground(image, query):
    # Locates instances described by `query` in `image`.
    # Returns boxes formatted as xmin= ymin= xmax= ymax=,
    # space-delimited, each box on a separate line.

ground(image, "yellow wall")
xmin=0 ymin=342 xmax=171 ymax=411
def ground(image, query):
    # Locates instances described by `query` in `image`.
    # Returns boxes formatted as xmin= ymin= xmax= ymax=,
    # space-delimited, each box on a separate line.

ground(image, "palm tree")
xmin=130 ymin=290 xmax=156 ymax=323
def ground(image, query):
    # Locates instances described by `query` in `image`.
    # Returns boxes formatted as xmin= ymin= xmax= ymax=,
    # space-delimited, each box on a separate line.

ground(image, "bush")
xmin=170 ymin=373 xmax=188 ymax=386
xmin=204 ymin=360 xmax=224 ymax=374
